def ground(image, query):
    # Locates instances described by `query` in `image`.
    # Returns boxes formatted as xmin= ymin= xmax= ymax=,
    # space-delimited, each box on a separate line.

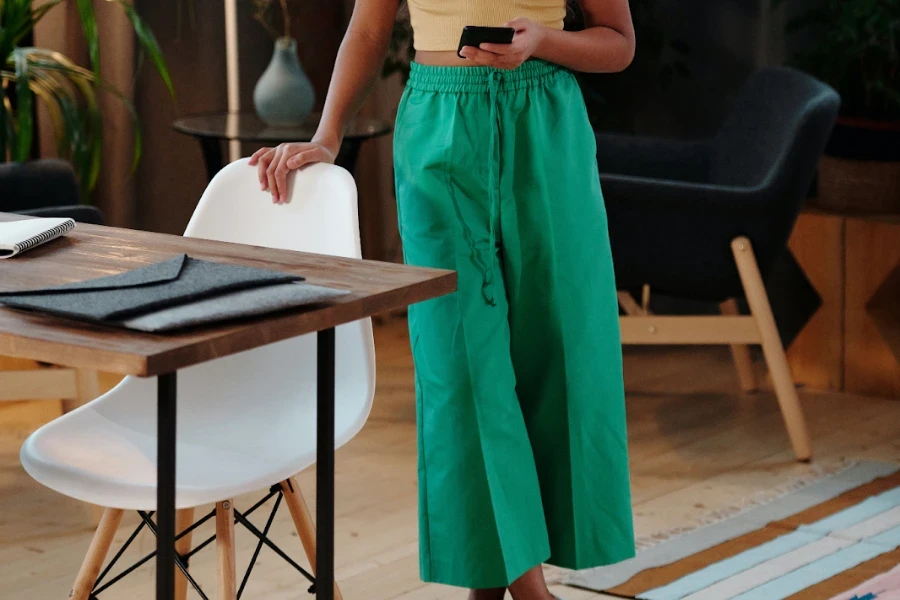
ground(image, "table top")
xmin=0 ymin=213 xmax=455 ymax=377
xmin=172 ymin=113 xmax=393 ymax=143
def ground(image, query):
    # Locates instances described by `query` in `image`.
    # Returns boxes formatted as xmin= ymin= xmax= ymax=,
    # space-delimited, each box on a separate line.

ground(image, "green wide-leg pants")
xmin=393 ymin=60 xmax=635 ymax=589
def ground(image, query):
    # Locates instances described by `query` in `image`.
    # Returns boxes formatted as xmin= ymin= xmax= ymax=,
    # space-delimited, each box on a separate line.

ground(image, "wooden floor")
xmin=1 ymin=319 xmax=899 ymax=600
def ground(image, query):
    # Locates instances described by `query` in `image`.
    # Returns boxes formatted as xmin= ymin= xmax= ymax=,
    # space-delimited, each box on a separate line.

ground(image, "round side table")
xmin=173 ymin=112 xmax=393 ymax=181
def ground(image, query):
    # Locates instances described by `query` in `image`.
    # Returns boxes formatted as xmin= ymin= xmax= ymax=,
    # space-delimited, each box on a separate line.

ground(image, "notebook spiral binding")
xmin=14 ymin=219 xmax=74 ymax=253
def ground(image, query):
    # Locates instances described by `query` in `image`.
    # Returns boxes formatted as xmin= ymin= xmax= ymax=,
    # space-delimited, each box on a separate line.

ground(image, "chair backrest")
xmin=708 ymin=67 xmax=840 ymax=294
xmin=94 ymin=160 xmax=376 ymax=455
xmin=711 ymin=67 xmax=840 ymax=192
xmin=606 ymin=67 xmax=839 ymax=302
xmin=0 ymin=159 xmax=81 ymax=211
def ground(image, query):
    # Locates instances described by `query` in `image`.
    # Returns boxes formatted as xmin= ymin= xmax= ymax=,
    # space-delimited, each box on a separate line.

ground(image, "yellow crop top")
xmin=408 ymin=0 xmax=567 ymax=52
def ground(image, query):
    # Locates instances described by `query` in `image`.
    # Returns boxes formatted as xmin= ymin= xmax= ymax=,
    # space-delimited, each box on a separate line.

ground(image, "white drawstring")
xmin=483 ymin=69 xmax=504 ymax=307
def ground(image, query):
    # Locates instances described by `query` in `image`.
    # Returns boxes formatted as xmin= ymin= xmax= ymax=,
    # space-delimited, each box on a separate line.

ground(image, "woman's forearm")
xmin=461 ymin=0 xmax=635 ymax=74
xmin=313 ymin=1 xmax=398 ymax=152
xmin=534 ymin=0 xmax=635 ymax=73
xmin=533 ymin=25 xmax=635 ymax=74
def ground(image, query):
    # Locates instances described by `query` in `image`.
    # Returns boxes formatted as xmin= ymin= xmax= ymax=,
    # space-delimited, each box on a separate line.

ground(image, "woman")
xmin=251 ymin=2 xmax=636 ymax=599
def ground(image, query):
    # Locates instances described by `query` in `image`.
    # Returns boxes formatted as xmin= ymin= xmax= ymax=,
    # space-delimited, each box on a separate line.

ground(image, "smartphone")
xmin=457 ymin=26 xmax=516 ymax=59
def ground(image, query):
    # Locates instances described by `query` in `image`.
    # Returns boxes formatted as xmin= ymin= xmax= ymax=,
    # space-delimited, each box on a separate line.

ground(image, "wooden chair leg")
xmin=617 ymin=291 xmax=646 ymax=316
xmin=732 ymin=236 xmax=812 ymax=461
xmin=175 ymin=508 xmax=196 ymax=600
xmin=63 ymin=368 xmax=100 ymax=414
xmin=71 ymin=508 xmax=124 ymax=600
xmin=720 ymin=298 xmax=758 ymax=392
xmin=280 ymin=478 xmax=345 ymax=600
xmin=216 ymin=500 xmax=237 ymax=600
xmin=641 ymin=284 xmax=652 ymax=313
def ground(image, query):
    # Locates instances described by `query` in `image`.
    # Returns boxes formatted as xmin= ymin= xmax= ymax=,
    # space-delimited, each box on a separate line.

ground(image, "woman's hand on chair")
xmin=249 ymin=141 xmax=339 ymax=204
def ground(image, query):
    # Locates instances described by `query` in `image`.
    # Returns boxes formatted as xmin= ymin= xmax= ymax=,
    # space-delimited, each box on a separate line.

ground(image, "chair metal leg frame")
xmin=280 ymin=477 xmax=345 ymax=600
xmin=72 ymin=486 xmax=321 ymax=599
xmin=617 ymin=236 xmax=813 ymax=461
xmin=175 ymin=508 xmax=196 ymax=600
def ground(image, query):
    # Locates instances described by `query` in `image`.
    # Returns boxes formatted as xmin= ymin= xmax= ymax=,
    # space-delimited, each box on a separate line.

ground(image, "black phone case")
xmin=457 ymin=26 xmax=516 ymax=58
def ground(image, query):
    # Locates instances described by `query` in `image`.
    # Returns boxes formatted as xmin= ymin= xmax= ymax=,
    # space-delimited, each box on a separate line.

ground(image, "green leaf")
xmin=27 ymin=75 xmax=66 ymax=148
xmin=2 ymin=91 xmax=17 ymax=161
xmin=75 ymin=0 xmax=101 ymax=74
xmin=0 ymin=81 xmax=9 ymax=160
xmin=13 ymin=48 xmax=33 ymax=161
xmin=26 ymin=49 xmax=142 ymax=179
xmin=110 ymin=0 xmax=175 ymax=100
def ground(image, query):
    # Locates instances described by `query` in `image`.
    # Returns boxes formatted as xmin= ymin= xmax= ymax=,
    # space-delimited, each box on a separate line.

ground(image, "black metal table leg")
xmin=335 ymin=140 xmax=363 ymax=175
xmin=199 ymin=138 xmax=225 ymax=182
xmin=157 ymin=372 xmax=178 ymax=600
xmin=316 ymin=328 xmax=336 ymax=600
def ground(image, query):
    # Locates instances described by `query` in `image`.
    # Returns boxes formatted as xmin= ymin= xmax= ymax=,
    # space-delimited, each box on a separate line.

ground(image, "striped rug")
xmin=567 ymin=462 xmax=900 ymax=600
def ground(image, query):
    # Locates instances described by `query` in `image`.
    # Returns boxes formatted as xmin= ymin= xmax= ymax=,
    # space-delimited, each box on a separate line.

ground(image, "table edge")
xmin=0 ymin=271 xmax=456 ymax=377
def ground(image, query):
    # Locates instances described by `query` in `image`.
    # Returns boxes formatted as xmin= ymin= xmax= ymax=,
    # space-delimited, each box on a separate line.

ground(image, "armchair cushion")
xmin=595 ymin=133 xmax=711 ymax=183
xmin=18 ymin=205 xmax=105 ymax=225
xmin=596 ymin=67 xmax=840 ymax=302
xmin=0 ymin=160 xmax=81 ymax=212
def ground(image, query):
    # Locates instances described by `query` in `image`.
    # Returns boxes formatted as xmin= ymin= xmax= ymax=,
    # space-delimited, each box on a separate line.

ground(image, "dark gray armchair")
xmin=596 ymin=66 xmax=840 ymax=461
xmin=0 ymin=159 xmax=105 ymax=225
xmin=0 ymin=160 xmax=105 ymax=422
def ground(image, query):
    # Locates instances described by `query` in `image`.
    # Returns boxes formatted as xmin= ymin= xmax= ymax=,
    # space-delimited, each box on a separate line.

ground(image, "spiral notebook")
xmin=0 ymin=217 xmax=75 ymax=259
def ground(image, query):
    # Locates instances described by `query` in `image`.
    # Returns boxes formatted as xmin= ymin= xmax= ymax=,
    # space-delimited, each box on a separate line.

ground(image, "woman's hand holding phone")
xmin=459 ymin=18 xmax=547 ymax=70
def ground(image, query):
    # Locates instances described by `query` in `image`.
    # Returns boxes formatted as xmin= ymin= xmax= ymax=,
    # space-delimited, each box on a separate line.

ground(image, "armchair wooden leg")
xmin=618 ymin=291 xmax=647 ymax=316
xmin=175 ymin=508 xmax=196 ymax=600
xmin=63 ymin=368 xmax=100 ymax=414
xmin=216 ymin=500 xmax=237 ymax=600
xmin=732 ymin=236 xmax=812 ymax=461
xmin=280 ymin=478 xmax=345 ymax=600
xmin=720 ymin=299 xmax=758 ymax=393
xmin=71 ymin=508 xmax=124 ymax=600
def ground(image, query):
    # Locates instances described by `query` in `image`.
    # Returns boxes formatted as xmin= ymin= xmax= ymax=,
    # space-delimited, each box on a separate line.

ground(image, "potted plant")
xmin=777 ymin=0 xmax=900 ymax=214
xmin=251 ymin=0 xmax=316 ymax=126
xmin=1 ymin=0 xmax=174 ymax=198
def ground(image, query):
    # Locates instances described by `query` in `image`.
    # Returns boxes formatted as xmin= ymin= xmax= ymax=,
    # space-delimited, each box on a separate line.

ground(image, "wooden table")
xmin=0 ymin=213 xmax=455 ymax=600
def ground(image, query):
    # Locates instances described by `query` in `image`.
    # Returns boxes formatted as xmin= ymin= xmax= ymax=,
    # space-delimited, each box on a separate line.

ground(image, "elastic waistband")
xmin=406 ymin=59 xmax=566 ymax=93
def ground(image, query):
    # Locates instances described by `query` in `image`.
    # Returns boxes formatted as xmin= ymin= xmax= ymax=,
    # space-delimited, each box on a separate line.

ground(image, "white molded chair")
xmin=20 ymin=160 xmax=376 ymax=600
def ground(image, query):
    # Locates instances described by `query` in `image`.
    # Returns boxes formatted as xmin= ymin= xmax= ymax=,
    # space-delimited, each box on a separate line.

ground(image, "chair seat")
xmin=21 ymin=379 xmax=322 ymax=511
xmin=18 ymin=161 xmax=376 ymax=515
